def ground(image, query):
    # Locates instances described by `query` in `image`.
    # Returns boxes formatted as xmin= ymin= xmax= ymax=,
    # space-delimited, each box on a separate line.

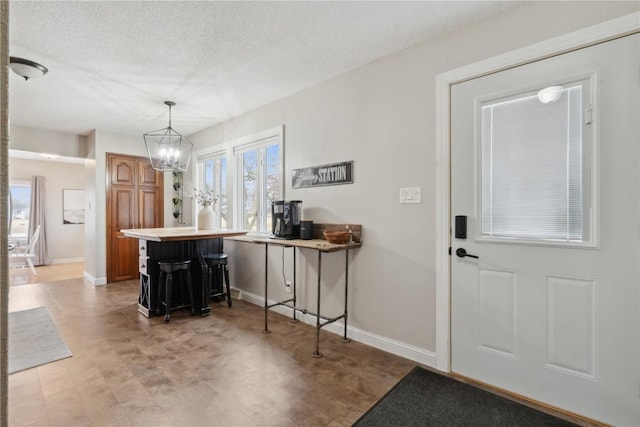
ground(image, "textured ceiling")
xmin=9 ymin=1 xmax=515 ymax=138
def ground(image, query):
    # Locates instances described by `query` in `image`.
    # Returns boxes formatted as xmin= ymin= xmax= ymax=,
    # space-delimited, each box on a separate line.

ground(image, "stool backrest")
xmin=198 ymin=238 xmax=224 ymax=255
xmin=213 ymin=238 xmax=223 ymax=253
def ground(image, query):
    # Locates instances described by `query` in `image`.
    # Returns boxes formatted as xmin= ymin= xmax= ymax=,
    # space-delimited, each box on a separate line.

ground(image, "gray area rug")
xmin=9 ymin=307 xmax=72 ymax=374
xmin=353 ymin=366 xmax=578 ymax=427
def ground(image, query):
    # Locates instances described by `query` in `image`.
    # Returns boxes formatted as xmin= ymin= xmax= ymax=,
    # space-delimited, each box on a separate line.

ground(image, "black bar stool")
xmin=157 ymin=259 xmax=194 ymax=322
xmin=198 ymin=251 xmax=232 ymax=307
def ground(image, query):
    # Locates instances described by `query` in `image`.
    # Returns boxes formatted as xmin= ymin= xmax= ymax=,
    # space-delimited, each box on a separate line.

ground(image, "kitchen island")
xmin=121 ymin=227 xmax=247 ymax=317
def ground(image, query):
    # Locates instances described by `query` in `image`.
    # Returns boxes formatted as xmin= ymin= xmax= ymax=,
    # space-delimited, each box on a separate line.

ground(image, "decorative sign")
xmin=292 ymin=161 xmax=353 ymax=189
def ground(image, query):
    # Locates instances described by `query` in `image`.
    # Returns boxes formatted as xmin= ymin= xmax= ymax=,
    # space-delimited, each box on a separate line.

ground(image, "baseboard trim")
xmin=240 ymin=290 xmax=437 ymax=368
xmin=84 ymin=272 xmax=106 ymax=286
xmin=51 ymin=258 xmax=84 ymax=264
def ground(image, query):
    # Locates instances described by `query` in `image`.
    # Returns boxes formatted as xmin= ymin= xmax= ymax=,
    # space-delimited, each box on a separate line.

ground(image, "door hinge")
xmin=448 ymin=246 xmax=452 ymax=256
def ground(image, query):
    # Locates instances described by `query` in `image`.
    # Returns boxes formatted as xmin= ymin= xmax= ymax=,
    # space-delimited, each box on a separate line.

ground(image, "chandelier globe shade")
xmin=144 ymin=101 xmax=193 ymax=172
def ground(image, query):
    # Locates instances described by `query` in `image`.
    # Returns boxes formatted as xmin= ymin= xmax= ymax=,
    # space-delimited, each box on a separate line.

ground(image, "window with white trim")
xmin=9 ymin=179 xmax=31 ymax=243
xmin=196 ymin=152 xmax=227 ymax=228
xmin=235 ymin=138 xmax=281 ymax=233
xmin=479 ymin=78 xmax=594 ymax=244
xmin=194 ymin=126 xmax=283 ymax=233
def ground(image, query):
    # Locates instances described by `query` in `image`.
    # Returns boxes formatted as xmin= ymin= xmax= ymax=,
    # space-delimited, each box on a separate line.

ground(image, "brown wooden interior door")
xmin=107 ymin=153 xmax=164 ymax=283
xmin=109 ymin=186 xmax=138 ymax=282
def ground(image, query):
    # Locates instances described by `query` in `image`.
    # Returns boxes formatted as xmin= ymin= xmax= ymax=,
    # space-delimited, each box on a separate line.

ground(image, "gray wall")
xmin=188 ymin=2 xmax=638 ymax=361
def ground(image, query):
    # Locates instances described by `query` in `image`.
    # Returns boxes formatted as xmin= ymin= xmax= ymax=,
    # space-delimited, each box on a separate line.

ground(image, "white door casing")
xmin=436 ymin=15 xmax=640 ymax=376
xmin=435 ymin=14 xmax=639 ymax=366
xmin=449 ymin=33 xmax=639 ymax=425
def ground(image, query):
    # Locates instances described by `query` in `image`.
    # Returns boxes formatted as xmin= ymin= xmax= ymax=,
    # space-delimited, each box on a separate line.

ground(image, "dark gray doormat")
xmin=9 ymin=307 xmax=72 ymax=374
xmin=353 ymin=366 xmax=578 ymax=427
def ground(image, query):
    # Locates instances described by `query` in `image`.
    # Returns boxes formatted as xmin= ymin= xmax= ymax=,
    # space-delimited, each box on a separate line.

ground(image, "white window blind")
xmin=480 ymin=81 xmax=589 ymax=242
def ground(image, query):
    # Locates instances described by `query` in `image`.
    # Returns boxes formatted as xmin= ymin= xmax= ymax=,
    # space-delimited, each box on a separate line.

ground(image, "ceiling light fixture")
xmin=144 ymin=101 xmax=193 ymax=172
xmin=9 ymin=56 xmax=48 ymax=80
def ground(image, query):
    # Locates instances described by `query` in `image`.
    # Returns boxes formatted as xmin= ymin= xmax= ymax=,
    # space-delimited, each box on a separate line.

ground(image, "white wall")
xmin=84 ymin=131 xmax=97 ymax=283
xmin=9 ymin=157 xmax=85 ymax=263
xmin=188 ymin=1 xmax=638 ymax=362
xmin=10 ymin=125 xmax=87 ymax=158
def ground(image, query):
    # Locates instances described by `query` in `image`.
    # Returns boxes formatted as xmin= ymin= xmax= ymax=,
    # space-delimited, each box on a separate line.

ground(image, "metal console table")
xmin=230 ymin=224 xmax=362 ymax=358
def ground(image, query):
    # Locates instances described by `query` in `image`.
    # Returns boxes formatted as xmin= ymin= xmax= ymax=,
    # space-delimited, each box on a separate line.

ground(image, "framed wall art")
xmin=63 ymin=189 xmax=85 ymax=224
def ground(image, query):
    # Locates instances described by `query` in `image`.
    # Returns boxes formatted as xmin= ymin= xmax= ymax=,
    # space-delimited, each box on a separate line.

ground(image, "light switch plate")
xmin=400 ymin=187 xmax=421 ymax=204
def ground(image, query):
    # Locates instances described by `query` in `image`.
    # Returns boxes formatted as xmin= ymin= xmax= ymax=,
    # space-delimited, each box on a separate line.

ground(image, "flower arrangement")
xmin=191 ymin=187 xmax=217 ymax=207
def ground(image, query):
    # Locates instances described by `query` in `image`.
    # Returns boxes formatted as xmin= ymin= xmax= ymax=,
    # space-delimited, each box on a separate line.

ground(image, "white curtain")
xmin=29 ymin=176 xmax=49 ymax=265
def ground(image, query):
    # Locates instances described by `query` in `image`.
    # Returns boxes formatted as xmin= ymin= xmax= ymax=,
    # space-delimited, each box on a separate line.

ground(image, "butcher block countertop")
xmin=227 ymin=235 xmax=361 ymax=253
xmin=227 ymin=223 xmax=362 ymax=253
xmin=120 ymin=227 xmax=248 ymax=242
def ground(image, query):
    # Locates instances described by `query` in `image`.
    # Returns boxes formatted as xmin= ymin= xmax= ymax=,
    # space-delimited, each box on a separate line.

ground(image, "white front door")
xmin=450 ymin=34 xmax=639 ymax=425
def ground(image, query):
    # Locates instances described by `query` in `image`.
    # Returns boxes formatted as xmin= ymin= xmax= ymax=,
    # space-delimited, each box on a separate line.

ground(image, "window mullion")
xmin=257 ymin=148 xmax=266 ymax=232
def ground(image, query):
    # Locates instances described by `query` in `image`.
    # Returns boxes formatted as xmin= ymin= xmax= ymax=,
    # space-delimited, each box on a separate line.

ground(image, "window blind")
xmin=481 ymin=84 xmax=585 ymax=242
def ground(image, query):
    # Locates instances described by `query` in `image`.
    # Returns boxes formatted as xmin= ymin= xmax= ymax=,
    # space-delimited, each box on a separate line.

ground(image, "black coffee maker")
xmin=272 ymin=200 xmax=302 ymax=239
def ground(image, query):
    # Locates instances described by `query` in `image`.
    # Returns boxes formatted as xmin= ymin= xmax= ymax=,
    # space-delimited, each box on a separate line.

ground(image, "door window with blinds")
xmin=478 ymin=77 xmax=594 ymax=245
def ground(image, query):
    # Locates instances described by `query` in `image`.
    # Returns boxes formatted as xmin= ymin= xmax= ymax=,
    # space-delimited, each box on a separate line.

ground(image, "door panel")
xmin=477 ymin=267 xmax=515 ymax=356
xmin=139 ymin=187 xmax=162 ymax=229
xmin=112 ymin=187 xmax=135 ymax=231
xmin=112 ymin=235 xmax=137 ymax=282
xmin=545 ymin=275 xmax=595 ymax=378
xmin=450 ymin=34 xmax=639 ymax=425
xmin=110 ymin=156 xmax=136 ymax=185
xmin=138 ymin=160 xmax=161 ymax=187
xmin=109 ymin=187 xmax=138 ymax=281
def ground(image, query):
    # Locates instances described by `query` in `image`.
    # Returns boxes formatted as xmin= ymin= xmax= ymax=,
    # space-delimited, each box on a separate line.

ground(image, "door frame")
xmin=434 ymin=12 xmax=639 ymax=373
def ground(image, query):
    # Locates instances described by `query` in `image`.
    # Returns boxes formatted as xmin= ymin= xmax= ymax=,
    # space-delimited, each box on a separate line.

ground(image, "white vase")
xmin=197 ymin=205 xmax=216 ymax=230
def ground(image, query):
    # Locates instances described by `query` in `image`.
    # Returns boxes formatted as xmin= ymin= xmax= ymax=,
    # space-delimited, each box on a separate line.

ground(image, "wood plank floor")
xmin=8 ymin=264 xmax=416 ymax=426
xmin=9 ymin=262 xmax=85 ymax=287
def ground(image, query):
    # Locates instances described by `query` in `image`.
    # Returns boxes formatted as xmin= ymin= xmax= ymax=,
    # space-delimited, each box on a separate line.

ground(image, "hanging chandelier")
xmin=144 ymin=101 xmax=193 ymax=172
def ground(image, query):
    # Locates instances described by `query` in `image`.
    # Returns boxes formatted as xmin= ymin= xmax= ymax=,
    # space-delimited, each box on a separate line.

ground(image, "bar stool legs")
xmin=157 ymin=260 xmax=193 ymax=322
xmin=222 ymin=264 xmax=231 ymax=307
xmin=198 ymin=251 xmax=232 ymax=308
